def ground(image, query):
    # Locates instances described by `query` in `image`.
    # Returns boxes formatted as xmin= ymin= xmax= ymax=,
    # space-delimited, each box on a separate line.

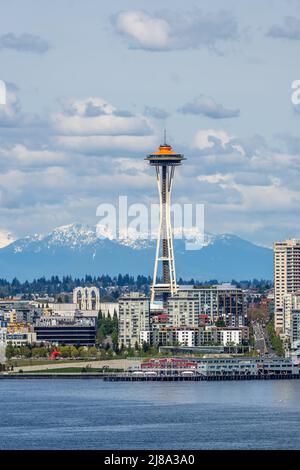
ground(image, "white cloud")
xmin=2 ymin=85 xmax=300 ymax=248
xmin=197 ymin=173 xmax=233 ymax=184
xmin=0 ymin=145 xmax=67 ymax=167
xmin=52 ymin=97 xmax=157 ymax=153
xmin=179 ymin=95 xmax=240 ymax=119
xmin=55 ymin=134 xmax=158 ymax=154
xmin=52 ymin=112 xmax=151 ymax=136
xmin=267 ymin=17 xmax=300 ymax=40
xmin=114 ymin=11 xmax=171 ymax=50
xmin=113 ymin=9 xmax=240 ymax=52
xmin=0 ymin=33 xmax=50 ymax=54
xmin=193 ymin=129 xmax=232 ymax=149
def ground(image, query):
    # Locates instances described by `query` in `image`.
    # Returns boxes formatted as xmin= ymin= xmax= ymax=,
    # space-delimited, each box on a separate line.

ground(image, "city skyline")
xmin=1 ymin=0 xmax=300 ymax=248
xmin=2 ymin=1 xmax=300 ymax=457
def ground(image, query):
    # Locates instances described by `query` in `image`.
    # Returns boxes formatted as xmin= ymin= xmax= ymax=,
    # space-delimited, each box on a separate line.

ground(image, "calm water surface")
xmin=0 ymin=379 xmax=300 ymax=449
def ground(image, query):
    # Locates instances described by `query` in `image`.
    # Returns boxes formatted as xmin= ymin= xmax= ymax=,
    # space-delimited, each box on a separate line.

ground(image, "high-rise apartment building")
xmin=283 ymin=291 xmax=300 ymax=340
xmin=292 ymin=310 xmax=300 ymax=344
xmin=175 ymin=284 xmax=246 ymax=327
xmin=118 ymin=293 xmax=150 ymax=348
xmin=119 ymin=286 xmax=246 ymax=348
xmin=274 ymin=240 xmax=300 ymax=333
xmin=167 ymin=291 xmax=200 ymax=327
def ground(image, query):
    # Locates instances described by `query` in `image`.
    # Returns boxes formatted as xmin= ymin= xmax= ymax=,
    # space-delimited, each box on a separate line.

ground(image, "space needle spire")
xmin=146 ymin=134 xmax=185 ymax=305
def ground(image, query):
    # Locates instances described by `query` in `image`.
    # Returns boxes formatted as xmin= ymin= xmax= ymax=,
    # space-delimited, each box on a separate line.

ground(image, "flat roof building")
xmin=34 ymin=317 xmax=96 ymax=346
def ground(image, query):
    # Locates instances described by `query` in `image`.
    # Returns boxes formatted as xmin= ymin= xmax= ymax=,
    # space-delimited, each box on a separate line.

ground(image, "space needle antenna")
xmin=163 ymin=129 xmax=167 ymax=146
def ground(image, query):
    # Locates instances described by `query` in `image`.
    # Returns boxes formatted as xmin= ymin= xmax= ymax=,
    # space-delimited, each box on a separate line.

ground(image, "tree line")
xmin=0 ymin=275 xmax=273 ymax=298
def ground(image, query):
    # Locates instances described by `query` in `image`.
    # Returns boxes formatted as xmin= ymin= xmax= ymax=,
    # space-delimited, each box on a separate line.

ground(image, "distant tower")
xmin=146 ymin=133 xmax=185 ymax=304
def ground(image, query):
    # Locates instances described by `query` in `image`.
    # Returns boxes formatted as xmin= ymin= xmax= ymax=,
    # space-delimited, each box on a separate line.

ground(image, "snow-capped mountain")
xmin=0 ymin=223 xmax=273 ymax=281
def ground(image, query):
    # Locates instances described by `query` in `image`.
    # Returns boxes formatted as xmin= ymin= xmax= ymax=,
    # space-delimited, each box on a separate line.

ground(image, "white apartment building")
xmin=140 ymin=327 xmax=198 ymax=348
xmin=140 ymin=330 xmax=152 ymax=345
xmin=177 ymin=329 xmax=196 ymax=347
xmin=167 ymin=291 xmax=200 ymax=327
xmin=140 ymin=326 xmax=248 ymax=348
xmin=274 ymin=240 xmax=300 ymax=333
xmin=219 ymin=329 xmax=242 ymax=346
xmin=283 ymin=292 xmax=300 ymax=340
xmin=118 ymin=293 xmax=150 ymax=348
xmin=173 ymin=284 xmax=246 ymax=327
xmin=0 ymin=327 xmax=7 ymax=345
xmin=292 ymin=311 xmax=300 ymax=344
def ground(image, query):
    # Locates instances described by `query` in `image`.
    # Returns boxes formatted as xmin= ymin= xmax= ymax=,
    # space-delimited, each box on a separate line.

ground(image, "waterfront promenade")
xmin=9 ymin=359 xmax=140 ymax=373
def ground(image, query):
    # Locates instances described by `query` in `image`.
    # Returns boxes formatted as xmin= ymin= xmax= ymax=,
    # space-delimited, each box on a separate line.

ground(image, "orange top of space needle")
xmin=151 ymin=143 xmax=178 ymax=156
xmin=146 ymin=131 xmax=185 ymax=164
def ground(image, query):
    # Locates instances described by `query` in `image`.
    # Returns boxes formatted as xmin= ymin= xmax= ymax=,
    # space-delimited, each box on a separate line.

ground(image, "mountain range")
xmin=0 ymin=224 xmax=273 ymax=281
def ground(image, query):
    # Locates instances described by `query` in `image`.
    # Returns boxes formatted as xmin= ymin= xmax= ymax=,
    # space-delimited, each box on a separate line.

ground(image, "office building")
xmin=34 ymin=316 xmax=96 ymax=346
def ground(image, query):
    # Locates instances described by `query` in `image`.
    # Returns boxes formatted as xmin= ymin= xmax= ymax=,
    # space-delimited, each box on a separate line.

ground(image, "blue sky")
xmin=1 ymin=0 xmax=300 ymax=246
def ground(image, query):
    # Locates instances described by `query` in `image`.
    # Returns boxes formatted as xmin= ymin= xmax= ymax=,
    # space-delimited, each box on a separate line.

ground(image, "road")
xmin=253 ymin=322 xmax=267 ymax=356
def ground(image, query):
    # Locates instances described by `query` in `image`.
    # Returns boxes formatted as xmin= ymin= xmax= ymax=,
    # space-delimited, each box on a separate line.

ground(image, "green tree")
xmin=5 ymin=342 xmax=14 ymax=359
xmin=70 ymin=345 xmax=79 ymax=358
xmin=19 ymin=345 xmax=31 ymax=358
xmin=88 ymin=346 xmax=98 ymax=357
xmin=60 ymin=345 xmax=70 ymax=357
xmin=78 ymin=346 xmax=87 ymax=358
xmin=97 ymin=324 xmax=106 ymax=344
xmin=111 ymin=330 xmax=118 ymax=347
xmin=32 ymin=348 xmax=42 ymax=358
xmin=267 ymin=323 xmax=284 ymax=356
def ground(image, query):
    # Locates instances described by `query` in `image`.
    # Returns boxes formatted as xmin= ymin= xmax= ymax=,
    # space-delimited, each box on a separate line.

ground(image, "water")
xmin=0 ymin=379 xmax=300 ymax=449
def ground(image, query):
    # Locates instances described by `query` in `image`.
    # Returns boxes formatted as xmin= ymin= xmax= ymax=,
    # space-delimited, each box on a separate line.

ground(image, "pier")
xmin=1 ymin=372 xmax=300 ymax=381
xmin=104 ymin=373 xmax=300 ymax=382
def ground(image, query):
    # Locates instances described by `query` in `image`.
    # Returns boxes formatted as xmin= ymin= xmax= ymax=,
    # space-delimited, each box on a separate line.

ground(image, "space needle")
xmin=146 ymin=133 xmax=185 ymax=305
